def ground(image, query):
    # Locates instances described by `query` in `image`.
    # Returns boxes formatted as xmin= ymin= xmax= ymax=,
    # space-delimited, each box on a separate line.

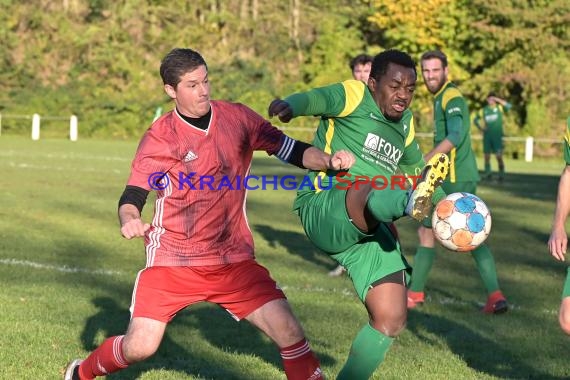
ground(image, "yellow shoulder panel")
xmin=405 ymin=116 xmax=416 ymax=147
xmin=338 ymin=80 xmax=365 ymax=117
xmin=442 ymin=88 xmax=462 ymax=109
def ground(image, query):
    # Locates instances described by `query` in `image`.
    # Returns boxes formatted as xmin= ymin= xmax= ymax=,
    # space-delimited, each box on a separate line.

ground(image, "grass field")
xmin=1 ymin=136 xmax=569 ymax=380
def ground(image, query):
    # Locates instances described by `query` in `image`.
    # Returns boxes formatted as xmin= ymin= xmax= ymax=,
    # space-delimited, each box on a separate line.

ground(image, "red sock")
xmin=280 ymin=338 xmax=323 ymax=380
xmin=78 ymin=336 xmax=129 ymax=379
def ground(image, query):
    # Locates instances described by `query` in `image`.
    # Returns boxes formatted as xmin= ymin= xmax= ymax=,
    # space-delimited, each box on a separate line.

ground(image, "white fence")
xmin=277 ymin=127 xmax=562 ymax=163
xmin=0 ymin=113 xmax=78 ymax=141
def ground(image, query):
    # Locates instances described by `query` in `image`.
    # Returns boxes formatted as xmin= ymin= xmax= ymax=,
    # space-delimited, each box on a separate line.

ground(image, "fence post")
xmin=31 ymin=113 xmax=41 ymax=140
xmin=525 ymin=136 xmax=534 ymax=162
xmin=69 ymin=115 xmax=78 ymax=141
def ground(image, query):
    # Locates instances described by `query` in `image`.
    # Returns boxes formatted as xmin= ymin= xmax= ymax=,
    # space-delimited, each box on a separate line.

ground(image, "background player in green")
xmin=269 ymin=49 xmax=449 ymax=380
xmin=473 ymin=91 xmax=512 ymax=181
xmin=407 ymin=50 xmax=509 ymax=314
xmin=548 ymin=116 xmax=570 ymax=334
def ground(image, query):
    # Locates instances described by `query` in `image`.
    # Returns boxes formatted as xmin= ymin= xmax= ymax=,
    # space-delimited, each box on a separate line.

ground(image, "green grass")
xmin=0 ymin=136 xmax=569 ymax=379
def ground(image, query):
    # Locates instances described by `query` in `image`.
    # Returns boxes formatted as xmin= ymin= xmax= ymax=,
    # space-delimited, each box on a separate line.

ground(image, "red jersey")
xmin=127 ymin=101 xmax=293 ymax=267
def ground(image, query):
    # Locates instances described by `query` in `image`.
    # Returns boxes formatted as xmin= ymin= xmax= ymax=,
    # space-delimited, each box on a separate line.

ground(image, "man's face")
xmin=368 ymin=63 xmax=416 ymax=122
xmin=352 ymin=62 xmax=372 ymax=82
xmin=164 ymin=65 xmax=211 ymax=118
xmin=421 ymin=58 xmax=447 ymax=94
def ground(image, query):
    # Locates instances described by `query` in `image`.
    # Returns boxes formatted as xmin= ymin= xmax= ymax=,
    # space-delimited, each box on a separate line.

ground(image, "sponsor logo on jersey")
xmin=485 ymin=113 xmax=499 ymax=123
xmin=183 ymin=150 xmax=198 ymax=162
xmin=363 ymin=133 xmax=402 ymax=172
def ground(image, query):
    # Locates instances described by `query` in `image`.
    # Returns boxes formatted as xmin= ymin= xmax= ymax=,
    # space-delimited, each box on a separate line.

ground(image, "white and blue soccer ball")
xmin=432 ymin=192 xmax=492 ymax=252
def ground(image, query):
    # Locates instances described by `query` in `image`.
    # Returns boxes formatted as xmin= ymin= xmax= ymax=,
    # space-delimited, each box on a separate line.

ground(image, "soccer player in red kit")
xmin=63 ymin=48 xmax=355 ymax=380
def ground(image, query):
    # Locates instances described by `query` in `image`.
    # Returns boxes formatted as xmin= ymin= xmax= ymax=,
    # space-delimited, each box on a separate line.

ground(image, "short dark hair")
xmin=420 ymin=50 xmax=448 ymax=68
xmin=487 ymin=91 xmax=497 ymax=98
xmin=369 ymin=49 xmax=416 ymax=81
xmin=160 ymin=48 xmax=208 ymax=87
xmin=349 ymin=54 xmax=373 ymax=70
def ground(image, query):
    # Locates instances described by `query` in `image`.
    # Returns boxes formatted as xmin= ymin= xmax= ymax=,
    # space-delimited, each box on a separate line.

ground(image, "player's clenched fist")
xmin=329 ymin=150 xmax=355 ymax=170
xmin=120 ymin=218 xmax=150 ymax=239
xmin=268 ymin=99 xmax=293 ymax=123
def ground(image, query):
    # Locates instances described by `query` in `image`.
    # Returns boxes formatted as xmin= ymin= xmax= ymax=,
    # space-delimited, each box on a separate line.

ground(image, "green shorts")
xmin=483 ymin=134 xmax=503 ymax=154
xmin=297 ymin=188 xmax=410 ymax=301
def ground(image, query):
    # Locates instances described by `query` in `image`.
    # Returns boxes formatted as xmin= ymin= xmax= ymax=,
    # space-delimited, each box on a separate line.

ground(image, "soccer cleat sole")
xmin=410 ymin=154 xmax=449 ymax=221
xmin=63 ymin=359 xmax=83 ymax=380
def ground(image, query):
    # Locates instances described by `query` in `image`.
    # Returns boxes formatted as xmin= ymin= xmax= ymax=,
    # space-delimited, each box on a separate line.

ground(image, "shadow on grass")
xmin=407 ymin=309 xmax=566 ymax=379
xmin=254 ymin=224 xmax=336 ymax=271
xmin=480 ymin=171 xmax=558 ymax=200
xmin=80 ymin=297 xmax=334 ymax=379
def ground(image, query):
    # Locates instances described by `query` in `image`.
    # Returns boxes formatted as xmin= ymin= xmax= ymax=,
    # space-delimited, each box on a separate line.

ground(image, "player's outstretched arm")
xmin=549 ymin=165 xmax=570 ymax=261
xmin=119 ymin=204 xmax=150 ymax=239
xmin=303 ymin=148 xmax=355 ymax=171
xmin=268 ymin=99 xmax=294 ymax=123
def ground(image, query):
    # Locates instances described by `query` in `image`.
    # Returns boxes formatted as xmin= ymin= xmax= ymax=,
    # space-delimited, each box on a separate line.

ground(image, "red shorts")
xmin=130 ymin=259 xmax=286 ymax=322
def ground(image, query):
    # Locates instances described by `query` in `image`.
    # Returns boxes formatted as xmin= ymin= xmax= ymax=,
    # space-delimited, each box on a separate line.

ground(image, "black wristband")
xmin=118 ymin=185 xmax=149 ymax=214
xmin=288 ymin=140 xmax=312 ymax=169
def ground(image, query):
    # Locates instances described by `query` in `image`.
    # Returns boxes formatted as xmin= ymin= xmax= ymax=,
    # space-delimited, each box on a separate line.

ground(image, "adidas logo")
xmin=184 ymin=150 xmax=198 ymax=162
xmin=308 ymin=368 xmax=323 ymax=380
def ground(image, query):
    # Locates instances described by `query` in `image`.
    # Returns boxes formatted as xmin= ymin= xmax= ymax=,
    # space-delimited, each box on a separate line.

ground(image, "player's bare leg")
xmin=64 ymin=317 xmax=166 ymax=379
xmin=559 ymin=297 xmax=570 ymax=335
xmin=483 ymin=153 xmax=492 ymax=180
xmin=246 ymin=299 xmax=323 ymax=380
xmin=496 ymin=151 xmax=505 ymax=182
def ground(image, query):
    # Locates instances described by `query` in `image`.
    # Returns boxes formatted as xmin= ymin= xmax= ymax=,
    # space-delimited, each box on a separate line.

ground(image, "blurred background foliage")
xmin=0 ymin=0 xmax=568 ymax=143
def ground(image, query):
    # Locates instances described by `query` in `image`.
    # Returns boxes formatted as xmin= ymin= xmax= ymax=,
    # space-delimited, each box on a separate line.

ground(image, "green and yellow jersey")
xmin=284 ymin=79 xmax=425 ymax=210
xmin=474 ymin=103 xmax=511 ymax=139
xmin=432 ymin=81 xmax=479 ymax=183
xmin=564 ymin=117 xmax=570 ymax=165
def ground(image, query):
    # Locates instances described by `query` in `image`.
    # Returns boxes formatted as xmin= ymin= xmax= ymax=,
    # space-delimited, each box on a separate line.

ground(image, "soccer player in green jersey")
xmin=548 ymin=117 xmax=570 ymax=334
xmin=269 ymin=49 xmax=450 ymax=380
xmin=473 ymin=92 xmax=512 ymax=181
xmin=407 ymin=50 xmax=509 ymax=314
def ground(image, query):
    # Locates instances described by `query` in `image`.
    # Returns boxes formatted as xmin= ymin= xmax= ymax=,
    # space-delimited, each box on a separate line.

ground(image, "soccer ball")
xmin=432 ymin=192 xmax=492 ymax=252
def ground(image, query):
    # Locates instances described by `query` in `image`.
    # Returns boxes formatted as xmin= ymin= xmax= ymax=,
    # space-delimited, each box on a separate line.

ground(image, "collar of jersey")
xmin=433 ymin=80 xmax=452 ymax=98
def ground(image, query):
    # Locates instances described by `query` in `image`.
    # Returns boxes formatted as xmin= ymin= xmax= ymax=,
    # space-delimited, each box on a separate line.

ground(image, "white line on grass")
xmin=7 ymin=161 xmax=123 ymax=174
xmin=0 ymin=150 xmax=130 ymax=162
xmin=0 ymin=258 xmax=123 ymax=276
xmin=0 ymin=257 xmax=559 ymax=315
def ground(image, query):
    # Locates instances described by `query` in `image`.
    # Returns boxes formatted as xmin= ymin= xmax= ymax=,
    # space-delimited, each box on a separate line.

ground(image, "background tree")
xmin=0 ymin=0 xmax=567 ymax=150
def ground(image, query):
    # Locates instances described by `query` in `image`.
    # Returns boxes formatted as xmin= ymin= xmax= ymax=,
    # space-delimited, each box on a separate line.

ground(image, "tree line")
xmin=0 ymin=0 xmax=568 ymax=149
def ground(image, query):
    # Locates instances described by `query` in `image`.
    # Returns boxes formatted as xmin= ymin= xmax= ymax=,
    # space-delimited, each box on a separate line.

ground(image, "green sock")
xmin=484 ymin=162 xmax=491 ymax=176
xmin=337 ymin=323 xmax=394 ymax=380
xmin=409 ymin=246 xmax=436 ymax=292
xmin=498 ymin=163 xmax=505 ymax=178
xmin=366 ymin=187 xmax=408 ymax=222
xmin=562 ymin=268 xmax=570 ymax=298
xmin=471 ymin=244 xmax=500 ymax=294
